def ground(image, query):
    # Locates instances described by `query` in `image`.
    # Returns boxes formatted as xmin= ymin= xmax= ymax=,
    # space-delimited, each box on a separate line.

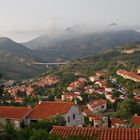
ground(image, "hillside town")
xmin=0 ymin=66 xmax=140 ymax=132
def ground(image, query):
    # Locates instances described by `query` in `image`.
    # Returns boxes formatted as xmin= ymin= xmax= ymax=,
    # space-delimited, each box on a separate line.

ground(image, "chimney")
xmin=61 ymin=94 xmax=66 ymax=101
xmin=39 ymin=100 xmax=42 ymax=104
xmin=74 ymin=99 xmax=77 ymax=104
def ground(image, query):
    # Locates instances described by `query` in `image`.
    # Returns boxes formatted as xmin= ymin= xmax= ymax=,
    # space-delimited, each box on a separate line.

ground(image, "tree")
xmin=2 ymin=121 xmax=18 ymax=140
xmin=115 ymin=99 xmax=140 ymax=120
xmin=29 ymin=130 xmax=49 ymax=140
xmin=127 ymin=92 xmax=134 ymax=99
xmin=18 ymin=128 xmax=33 ymax=140
xmin=30 ymin=115 xmax=66 ymax=132
xmin=108 ymin=116 xmax=111 ymax=128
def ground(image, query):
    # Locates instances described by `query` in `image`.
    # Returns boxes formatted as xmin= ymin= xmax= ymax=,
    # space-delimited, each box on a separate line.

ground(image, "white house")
xmin=137 ymin=68 xmax=140 ymax=74
xmin=87 ymin=99 xmax=107 ymax=113
xmin=26 ymin=101 xmax=84 ymax=127
xmin=0 ymin=106 xmax=31 ymax=128
xmin=105 ymin=87 xmax=113 ymax=92
xmin=89 ymin=75 xmax=100 ymax=82
xmin=105 ymin=92 xmax=116 ymax=103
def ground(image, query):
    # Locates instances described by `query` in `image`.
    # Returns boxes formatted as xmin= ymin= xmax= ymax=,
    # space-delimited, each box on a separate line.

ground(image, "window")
xmin=68 ymin=116 xmax=70 ymax=123
xmin=73 ymin=114 xmax=75 ymax=120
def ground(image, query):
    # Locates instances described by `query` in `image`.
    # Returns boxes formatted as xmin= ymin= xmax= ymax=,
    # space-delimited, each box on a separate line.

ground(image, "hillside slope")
xmin=45 ymin=42 xmax=140 ymax=78
xmin=23 ymin=30 xmax=140 ymax=60
xmin=0 ymin=37 xmax=47 ymax=80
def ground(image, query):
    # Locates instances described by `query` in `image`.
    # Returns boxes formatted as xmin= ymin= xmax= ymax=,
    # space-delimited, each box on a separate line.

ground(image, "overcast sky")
xmin=0 ymin=0 xmax=140 ymax=42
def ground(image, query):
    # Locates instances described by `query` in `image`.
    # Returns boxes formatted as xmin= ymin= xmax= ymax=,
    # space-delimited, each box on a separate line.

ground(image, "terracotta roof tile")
xmin=88 ymin=99 xmax=106 ymax=108
xmin=132 ymin=116 xmax=140 ymax=125
xmin=111 ymin=118 xmax=124 ymax=125
xmin=50 ymin=126 xmax=140 ymax=140
xmin=27 ymin=101 xmax=74 ymax=119
xmin=82 ymin=108 xmax=93 ymax=116
xmin=117 ymin=69 xmax=140 ymax=82
xmin=0 ymin=106 xmax=31 ymax=120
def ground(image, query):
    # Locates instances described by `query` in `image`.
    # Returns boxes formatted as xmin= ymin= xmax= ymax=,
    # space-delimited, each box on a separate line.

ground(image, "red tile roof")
xmin=82 ymin=108 xmax=93 ymax=116
xmin=64 ymin=93 xmax=81 ymax=98
xmin=50 ymin=126 xmax=140 ymax=140
xmin=117 ymin=69 xmax=140 ymax=82
xmin=132 ymin=116 xmax=140 ymax=125
xmin=88 ymin=99 xmax=106 ymax=108
xmin=91 ymin=115 xmax=102 ymax=121
xmin=111 ymin=118 xmax=124 ymax=125
xmin=0 ymin=106 xmax=31 ymax=120
xmin=27 ymin=101 xmax=74 ymax=119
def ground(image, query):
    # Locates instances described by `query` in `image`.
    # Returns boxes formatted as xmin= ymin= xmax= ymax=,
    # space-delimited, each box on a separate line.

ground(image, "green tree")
xmin=31 ymin=115 xmax=66 ymax=132
xmin=18 ymin=128 xmax=33 ymax=140
xmin=115 ymin=99 xmax=140 ymax=119
xmin=3 ymin=121 xmax=18 ymax=140
xmin=29 ymin=130 xmax=49 ymax=140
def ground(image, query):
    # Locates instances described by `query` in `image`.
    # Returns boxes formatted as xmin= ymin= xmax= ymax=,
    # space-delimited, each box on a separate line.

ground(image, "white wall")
xmin=0 ymin=118 xmax=21 ymax=129
xmin=87 ymin=103 xmax=107 ymax=113
xmin=63 ymin=105 xmax=84 ymax=126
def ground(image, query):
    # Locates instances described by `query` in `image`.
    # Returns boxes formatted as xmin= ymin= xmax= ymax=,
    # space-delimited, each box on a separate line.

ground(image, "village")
xmin=0 ymin=67 xmax=140 ymax=132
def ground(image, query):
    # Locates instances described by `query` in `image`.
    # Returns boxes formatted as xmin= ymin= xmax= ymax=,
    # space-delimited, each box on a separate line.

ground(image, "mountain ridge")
xmin=23 ymin=30 xmax=140 ymax=60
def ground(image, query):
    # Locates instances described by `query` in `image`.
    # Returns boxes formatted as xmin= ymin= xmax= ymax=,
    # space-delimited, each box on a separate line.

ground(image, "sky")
xmin=0 ymin=0 xmax=140 ymax=42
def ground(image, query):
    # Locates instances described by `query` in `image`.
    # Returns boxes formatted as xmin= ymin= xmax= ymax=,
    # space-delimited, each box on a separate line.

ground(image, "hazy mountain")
xmin=0 ymin=37 xmax=42 ymax=61
xmin=1 ymin=29 xmax=140 ymax=80
xmin=23 ymin=30 xmax=140 ymax=60
xmin=0 ymin=37 xmax=47 ymax=80
xmin=22 ymin=25 xmax=83 ymax=50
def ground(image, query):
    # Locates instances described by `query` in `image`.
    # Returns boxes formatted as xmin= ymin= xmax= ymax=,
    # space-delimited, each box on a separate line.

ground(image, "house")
xmin=87 ymin=99 xmax=107 ymax=113
xmin=95 ymin=80 xmax=108 ymax=88
xmin=105 ymin=92 xmax=116 ymax=103
xmin=82 ymin=108 xmax=106 ymax=128
xmin=133 ymin=95 xmax=140 ymax=103
xmin=122 ymin=49 xmax=135 ymax=54
xmin=67 ymin=80 xmax=85 ymax=92
xmin=89 ymin=75 xmax=100 ymax=82
xmin=50 ymin=126 xmax=140 ymax=140
xmin=77 ymin=78 xmax=87 ymax=83
xmin=111 ymin=118 xmax=126 ymax=128
xmin=0 ymin=106 xmax=31 ymax=128
xmin=89 ymin=115 xmax=104 ymax=128
xmin=116 ymin=69 xmax=140 ymax=82
xmin=105 ymin=87 xmax=113 ymax=92
xmin=131 ymin=115 xmax=140 ymax=127
xmin=26 ymin=101 xmax=84 ymax=127
xmin=137 ymin=68 xmax=140 ymax=74
xmin=61 ymin=92 xmax=82 ymax=102
xmin=3 ymin=80 xmax=15 ymax=88
xmin=82 ymin=108 xmax=93 ymax=117
xmin=95 ymin=88 xmax=105 ymax=95
xmin=96 ymin=71 xmax=105 ymax=77
xmin=37 ymin=76 xmax=60 ymax=88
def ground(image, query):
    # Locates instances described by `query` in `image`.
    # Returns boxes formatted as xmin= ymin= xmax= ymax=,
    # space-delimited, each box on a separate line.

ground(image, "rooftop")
xmin=88 ymin=99 xmax=106 ymax=108
xmin=117 ymin=69 xmax=140 ymax=81
xmin=50 ymin=126 xmax=140 ymax=140
xmin=132 ymin=116 xmax=140 ymax=125
xmin=27 ymin=101 xmax=74 ymax=119
xmin=0 ymin=106 xmax=31 ymax=120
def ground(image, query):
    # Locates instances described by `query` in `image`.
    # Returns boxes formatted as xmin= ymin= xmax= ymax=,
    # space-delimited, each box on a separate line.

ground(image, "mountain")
xmin=0 ymin=37 xmax=41 ymax=60
xmin=0 ymin=37 xmax=47 ymax=80
xmin=22 ymin=25 xmax=83 ymax=50
xmin=23 ymin=30 xmax=140 ymax=61
xmin=1 ymin=29 xmax=140 ymax=80
xmin=45 ymin=42 xmax=140 ymax=79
